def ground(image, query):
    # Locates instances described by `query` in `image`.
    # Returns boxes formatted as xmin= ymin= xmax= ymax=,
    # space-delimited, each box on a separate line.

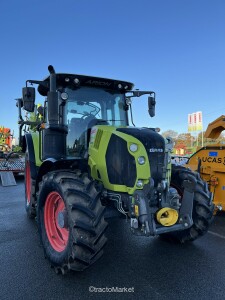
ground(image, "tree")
xmin=161 ymin=130 xmax=178 ymax=139
xmin=176 ymin=133 xmax=193 ymax=147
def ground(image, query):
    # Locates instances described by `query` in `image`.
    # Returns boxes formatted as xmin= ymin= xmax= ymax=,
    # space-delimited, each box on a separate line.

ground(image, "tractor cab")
xmin=19 ymin=66 xmax=155 ymax=161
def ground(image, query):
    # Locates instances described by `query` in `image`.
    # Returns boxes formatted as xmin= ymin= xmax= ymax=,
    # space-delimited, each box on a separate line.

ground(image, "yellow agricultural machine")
xmin=186 ymin=115 xmax=225 ymax=212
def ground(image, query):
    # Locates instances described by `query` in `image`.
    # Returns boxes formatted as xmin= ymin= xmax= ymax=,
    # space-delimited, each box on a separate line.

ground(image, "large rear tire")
xmin=37 ymin=170 xmax=108 ymax=273
xmin=160 ymin=166 xmax=214 ymax=243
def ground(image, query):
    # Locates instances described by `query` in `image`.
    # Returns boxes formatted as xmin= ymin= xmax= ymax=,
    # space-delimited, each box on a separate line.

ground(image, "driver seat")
xmin=87 ymin=118 xmax=109 ymax=129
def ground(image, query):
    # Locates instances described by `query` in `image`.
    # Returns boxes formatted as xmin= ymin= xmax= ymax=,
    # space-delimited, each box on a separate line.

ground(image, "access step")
xmin=0 ymin=171 xmax=17 ymax=186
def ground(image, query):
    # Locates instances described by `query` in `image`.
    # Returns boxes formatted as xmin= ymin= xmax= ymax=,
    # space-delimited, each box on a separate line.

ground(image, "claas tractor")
xmin=187 ymin=115 xmax=225 ymax=213
xmin=17 ymin=65 xmax=214 ymax=274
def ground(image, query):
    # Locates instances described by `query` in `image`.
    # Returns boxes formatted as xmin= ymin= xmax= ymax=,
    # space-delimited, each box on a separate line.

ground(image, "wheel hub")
xmin=57 ymin=210 xmax=68 ymax=228
xmin=44 ymin=191 xmax=69 ymax=252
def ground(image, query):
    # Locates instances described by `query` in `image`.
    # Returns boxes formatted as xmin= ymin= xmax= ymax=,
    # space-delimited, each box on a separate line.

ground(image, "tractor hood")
xmin=89 ymin=125 xmax=166 ymax=193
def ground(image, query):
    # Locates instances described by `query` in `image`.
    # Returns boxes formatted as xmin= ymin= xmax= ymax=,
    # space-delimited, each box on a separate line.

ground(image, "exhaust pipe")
xmin=48 ymin=65 xmax=56 ymax=92
xmin=47 ymin=65 xmax=58 ymax=124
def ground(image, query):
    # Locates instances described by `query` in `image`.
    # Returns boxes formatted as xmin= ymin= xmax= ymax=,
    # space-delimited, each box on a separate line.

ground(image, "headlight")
xmin=138 ymin=156 xmax=145 ymax=165
xmin=136 ymin=180 xmax=143 ymax=188
xmin=129 ymin=143 xmax=138 ymax=152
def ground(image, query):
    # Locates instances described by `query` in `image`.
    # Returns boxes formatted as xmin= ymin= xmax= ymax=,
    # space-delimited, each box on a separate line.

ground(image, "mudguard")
xmin=24 ymin=133 xmax=41 ymax=179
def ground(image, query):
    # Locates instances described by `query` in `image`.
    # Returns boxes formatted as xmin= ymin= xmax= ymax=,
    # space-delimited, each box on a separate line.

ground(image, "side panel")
xmin=88 ymin=126 xmax=150 ymax=194
xmin=31 ymin=132 xmax=42 ymax=167
xmin=187 ymin=146 xmax=225 ymax=210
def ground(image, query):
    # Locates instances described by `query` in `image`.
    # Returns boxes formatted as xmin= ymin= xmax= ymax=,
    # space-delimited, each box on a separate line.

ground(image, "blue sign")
xmin=209 ymin=152 xmax=218 ymax=157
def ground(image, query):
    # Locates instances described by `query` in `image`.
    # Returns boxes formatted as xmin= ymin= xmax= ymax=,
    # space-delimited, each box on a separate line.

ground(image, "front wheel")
xmin=160 ymin=166 xmax=214 ymax=243
xmin=37 ymin=170 xmax=108 ymax=273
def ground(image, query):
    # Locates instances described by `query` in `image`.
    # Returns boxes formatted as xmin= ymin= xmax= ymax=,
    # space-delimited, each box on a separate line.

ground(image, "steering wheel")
xmin=81 ymin=114 xmax=96 ymax=128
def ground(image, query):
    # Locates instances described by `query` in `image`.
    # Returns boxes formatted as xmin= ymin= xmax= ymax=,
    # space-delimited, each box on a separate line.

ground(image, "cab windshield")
xmin=64 ymin=86 xmax=128 ymax=127
xmin=64 ymin=86 xmax=128 ymax=156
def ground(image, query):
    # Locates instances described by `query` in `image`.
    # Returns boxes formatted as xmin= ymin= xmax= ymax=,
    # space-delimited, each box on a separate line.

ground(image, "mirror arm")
xmin=26 ymin=80 xmax=44 ymax=87
xmin=126 ymin=91 xmax=155 ymax=98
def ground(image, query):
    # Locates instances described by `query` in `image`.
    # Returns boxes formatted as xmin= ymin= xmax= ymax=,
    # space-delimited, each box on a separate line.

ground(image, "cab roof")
xmin=38 ymin=73 xmax=134 ymax=96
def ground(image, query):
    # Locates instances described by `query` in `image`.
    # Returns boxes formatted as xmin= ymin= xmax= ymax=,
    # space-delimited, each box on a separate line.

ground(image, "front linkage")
xmin=128 ymin=166 xmax=214 ymax=240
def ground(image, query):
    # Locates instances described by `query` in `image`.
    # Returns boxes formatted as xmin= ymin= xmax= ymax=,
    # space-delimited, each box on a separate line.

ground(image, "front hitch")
xmin=130 ymin=175 xmax=196 ymax=236
xmin=130 ymin=180 xmax=155 ymax=236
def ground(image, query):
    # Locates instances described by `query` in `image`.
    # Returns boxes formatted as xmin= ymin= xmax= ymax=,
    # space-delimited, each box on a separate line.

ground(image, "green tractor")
xmin=17 ymin=65 xmax=214 ymax=274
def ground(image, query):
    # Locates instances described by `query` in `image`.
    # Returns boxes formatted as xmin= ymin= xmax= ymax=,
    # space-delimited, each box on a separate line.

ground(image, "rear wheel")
xmin=25 ymin=153 xmax=36 ymax=219
xmin=160 ymin=166 xmax=214 ymax=243
xmin=37 ymin=170 xmax=108 ymax=273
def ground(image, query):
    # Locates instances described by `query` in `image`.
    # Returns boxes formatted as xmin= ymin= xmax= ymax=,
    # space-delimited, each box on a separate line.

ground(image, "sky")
xmin=0 ymin=0 xmax=225 ymax=141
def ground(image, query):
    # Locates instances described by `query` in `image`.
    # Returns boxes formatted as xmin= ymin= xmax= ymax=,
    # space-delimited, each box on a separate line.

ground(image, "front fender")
xmin=24 ymin=133 xmax=41 ymax=179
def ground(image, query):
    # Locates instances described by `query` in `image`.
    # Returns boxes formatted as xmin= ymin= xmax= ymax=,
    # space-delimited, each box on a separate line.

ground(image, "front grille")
xmin=117 ymin=128 xmax=165 ymax=186
xmin=106 ymin=134 xmax=136 ymax=187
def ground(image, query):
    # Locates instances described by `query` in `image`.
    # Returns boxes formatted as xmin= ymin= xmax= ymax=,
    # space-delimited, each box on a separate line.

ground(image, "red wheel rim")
xmin=25 ymin=161 xmax=31 ymax=204
xmin=44 ymin=191 xmax=69 ymax=252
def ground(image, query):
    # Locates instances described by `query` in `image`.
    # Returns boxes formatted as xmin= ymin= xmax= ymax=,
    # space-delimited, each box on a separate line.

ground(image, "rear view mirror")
xmin=148 ymin=96 xmax=156 ymax=117
xmin=22 ymin=87 xmax=35 ymax=112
